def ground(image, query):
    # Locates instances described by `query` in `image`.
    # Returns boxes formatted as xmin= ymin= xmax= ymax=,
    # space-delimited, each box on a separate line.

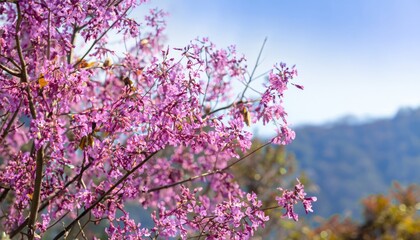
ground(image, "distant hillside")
xmin=286 ymin=107 xmax=420 ymax=220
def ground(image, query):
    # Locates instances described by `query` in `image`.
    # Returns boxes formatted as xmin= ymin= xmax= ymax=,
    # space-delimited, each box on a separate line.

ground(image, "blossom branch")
xmin=10 ymin=161 xmax=94 ymax=238
xmin=0 ymin=2 xmax=308 ymax=238
xmin=147 ymin=142 xmax=272 ymax=193
xmin=15 ymin=2 xmax=36 ymax=119
xmin=73 ymin=7 xmax=131 ymax=68
xmin=13 ymin=3 xmax=45 ymax=239
xmin=52 ymin=151 xmax=158 ymax=240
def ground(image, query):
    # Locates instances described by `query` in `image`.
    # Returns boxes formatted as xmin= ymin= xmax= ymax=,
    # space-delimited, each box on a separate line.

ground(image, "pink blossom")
xmin=276 ymin=179 xmax=317 ymax=221
xmin=0 ymin=0 xmax=313 ymax=239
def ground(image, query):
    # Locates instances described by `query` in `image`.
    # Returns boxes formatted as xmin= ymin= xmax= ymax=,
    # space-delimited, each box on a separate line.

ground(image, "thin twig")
xmin=201 ymin=49 xmax=211 ymax=107
xmin=45 ymin=211 xmax=70 ymax=231
xmin=46 ymin=7 xmax=51 ymax=60
xmin=240 ymin=37 xmax=267 ymax=101
xmin=204 ymin=99 xmax=258 ymax=117
xmin=0 ymin=100 xmax=22 ymax=145
xmin=147 ymin=142 xmax=271 ymax=193
xmin=261 ymin=205 xmax=281 ymax=212
xmin=0 ymin=188 xmax=10 ymax=203
xmin=73 ymin=7 xmax=131 ymax=68
xmin=0 ymin=112 xmax=10 ymax=135
xmin=0 ymin=54 xmax=22 ymax=70
xmin=75 ymin=219 xmax=88 ymax=240
xmin=205 ymin=102 xmax=235 ymax=117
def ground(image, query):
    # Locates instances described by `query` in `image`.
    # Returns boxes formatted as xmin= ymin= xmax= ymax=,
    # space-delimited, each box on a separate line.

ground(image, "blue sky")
xmin=136 ymin=0 xmax=420 ymax=125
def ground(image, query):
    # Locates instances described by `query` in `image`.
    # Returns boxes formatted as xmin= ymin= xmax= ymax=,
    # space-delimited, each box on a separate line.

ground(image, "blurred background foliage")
xmin=233 ymin=129 xmax=420 ymax=239
xmin=287 ymin=107 xmax=420 ymax=219
xmin=306 ymin=183 xmax=420 ymax=240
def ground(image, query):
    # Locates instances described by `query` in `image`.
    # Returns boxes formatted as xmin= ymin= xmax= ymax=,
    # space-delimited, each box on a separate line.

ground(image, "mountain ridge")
xmin=286 ymin=107 xmax=420 ymax=220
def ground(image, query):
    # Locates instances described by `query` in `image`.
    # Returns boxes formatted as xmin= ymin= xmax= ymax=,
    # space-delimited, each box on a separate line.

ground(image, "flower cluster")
xmin=150 ymin=186 xmax=269 ymax=239
xmin=0 ymin=0 xmax=314 ymax=239
xmin=276 ymin=179 xmax=317 ymax=221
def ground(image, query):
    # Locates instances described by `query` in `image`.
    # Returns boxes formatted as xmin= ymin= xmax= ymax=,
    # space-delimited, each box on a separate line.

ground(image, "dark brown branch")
xmin=205 ymin=102 xmax=235 ymax=117
xmin=46 ymin=211 xmax=70 ymax=231
xmin=46 ymin=8 xmax=51 ymax=60
xmin=0 ymin=188 xmax=10 ymax=203
xmin=10 ymin=161 xmax=93 ymax=238
xmin=0 ymin=63 xmax=21 ymax=77
xmin=14 ymin=4 xmax=43 ymax=239
xmin=0 ymin=100 xmax=21 ymax=145
xmin=27 ymin=147 xmax=44 ymax=239
xmin=0 ymin=54 xmax=21 ymax=70
xmin=15 ymin=3 xmax=36 ymax=119
xmin=261 ymin=205 xmax=281 ymax=212
xmin=67 ymin=24 xmax=79 ymax=65
xmin=204 ymin=99 xmax=258 ymax=117
xmin=0 ymin=112 xmax=10 ymax=136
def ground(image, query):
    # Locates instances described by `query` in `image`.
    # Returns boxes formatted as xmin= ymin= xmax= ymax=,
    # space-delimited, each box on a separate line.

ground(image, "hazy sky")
xmin=136 ymin=0 xmax=420 ymax=126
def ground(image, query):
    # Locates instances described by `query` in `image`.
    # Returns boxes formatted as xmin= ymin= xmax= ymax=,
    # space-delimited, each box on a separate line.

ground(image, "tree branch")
xmin=46 ymin=8 xmax=51 ymax=60
xmin=73 ymin=7 xmax=131 ymax=68
xmin=204 ymin=99 xmax=258 ymax=117
xmin=240 ymin=37 xmax=267 ymax=101
xmin=0 ymin=63 xmax=21 ymax=77
xmin=147 ymin=142 xmax=271 ymax=193
xmin=52 ymin=151 xmax=158 ymax=240
xmin=27 ymin=147 xmax=44 ymax=239
xmin=15 ymin=2 xmax=36 ymax=119
xmin=0 ymin=100 xmax=21 ymax=146
xmin=0 ymin=54 xmax=22 ymax=70
xmin=67 ymin=24 xmax=79 ymax=65
xmin=14 ymin=4 xmax=43 ymax=239
xmin=0 ymin=188 xmax=10 ymax=203
xmin=10 ymin=160 xmax=94 ymax=238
